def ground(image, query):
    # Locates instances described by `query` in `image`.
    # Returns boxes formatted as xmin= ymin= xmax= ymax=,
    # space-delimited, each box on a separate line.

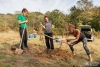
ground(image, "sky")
xmin=0 ymin=0 xmax=100 ymax=14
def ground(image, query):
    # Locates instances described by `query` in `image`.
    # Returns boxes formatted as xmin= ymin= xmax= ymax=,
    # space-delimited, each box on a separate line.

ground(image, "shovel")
xmin=42 ymin=33 xmax=62 ymax=45
xmin=14 ymin=23 xmax=26 ymax=55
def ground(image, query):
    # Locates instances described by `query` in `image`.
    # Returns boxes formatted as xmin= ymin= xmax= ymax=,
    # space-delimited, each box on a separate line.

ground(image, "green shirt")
xmin=17 ymin=14 xmax=28 ymax=29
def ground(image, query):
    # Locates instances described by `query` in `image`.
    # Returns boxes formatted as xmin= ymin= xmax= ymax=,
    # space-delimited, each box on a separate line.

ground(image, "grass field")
xmin=0 ymin=31 xmax=100 ymax=67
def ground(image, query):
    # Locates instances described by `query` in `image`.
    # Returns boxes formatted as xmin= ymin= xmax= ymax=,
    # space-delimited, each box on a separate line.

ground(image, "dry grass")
xmin=0 ymin=31 xmax=100 ymax=67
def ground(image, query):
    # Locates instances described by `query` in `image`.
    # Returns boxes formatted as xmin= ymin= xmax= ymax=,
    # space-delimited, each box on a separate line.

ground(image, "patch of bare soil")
xmin=11 ymin=44 xmax=73 ymax=61
xmin=33 ymin=48 xmax=72 ymax=61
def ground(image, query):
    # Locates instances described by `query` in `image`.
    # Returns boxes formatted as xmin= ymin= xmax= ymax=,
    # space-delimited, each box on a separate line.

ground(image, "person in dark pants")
xmin=17 ymin=8 xmax=28 ymax=50
xmin=41 ymin=16 xmax=54 ymax=50
xmin=61 ymin=24 xmax=92 ymax=62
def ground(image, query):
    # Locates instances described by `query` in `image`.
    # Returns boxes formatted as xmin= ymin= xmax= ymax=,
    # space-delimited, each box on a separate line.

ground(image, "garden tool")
xmin=15 ymin=23 xmax=26 ymax=55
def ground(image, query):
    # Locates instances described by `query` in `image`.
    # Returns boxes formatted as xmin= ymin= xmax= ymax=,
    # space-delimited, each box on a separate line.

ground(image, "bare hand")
xmin=25 ymin=20 xmax=28 ymax=23
xmin=67 ymin=42 xmax=72 ymax=45
xmin=61 ymin=38 xmax=66 ymax=41
xmin=40 ymin=23 xmax=45 ymax=29
xmin=40 ymin=23 xmax=42 ymax=25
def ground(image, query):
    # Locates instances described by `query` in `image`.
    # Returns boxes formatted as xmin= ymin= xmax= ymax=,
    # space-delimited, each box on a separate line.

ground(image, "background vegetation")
xmin=0 ymin=0 xmax=100 ymax=36
xmin=0 ymin=0 xmax=100 ymax=67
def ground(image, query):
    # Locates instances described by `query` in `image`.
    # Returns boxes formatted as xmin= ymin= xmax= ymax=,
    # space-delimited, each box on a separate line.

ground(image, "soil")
xmin=11 ymin=44 xmax=73 ymax=61
xmin=0 ymin=31 xmax=73 ymax=61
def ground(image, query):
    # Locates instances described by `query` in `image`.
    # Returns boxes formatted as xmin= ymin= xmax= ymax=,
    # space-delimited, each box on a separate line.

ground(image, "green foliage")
xmin=0 ymin=1 xmax=100 ymax=35
xmin=45 ymin=9 xmax=66 ymax=35
xmin=70 ymin=6 xmax=83 ymax=27
xmin=69 ymin=0 xmax=100 ymax=31
xmin=77 ymin=0 xmax=93 ymax=11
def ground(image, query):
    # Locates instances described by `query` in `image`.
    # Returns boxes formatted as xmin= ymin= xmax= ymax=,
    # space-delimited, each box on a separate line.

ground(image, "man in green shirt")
xmin=17 ymin=8 xmax=28 ymax=50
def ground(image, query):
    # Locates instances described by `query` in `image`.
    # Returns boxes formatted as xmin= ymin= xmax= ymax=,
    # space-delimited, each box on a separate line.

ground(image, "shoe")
xmin=51 ymin=48 xmax=54 ymax=50
xmin=21 ymin=47 xmax=24 ymax=50
xmin=50 ymin=49 xmax=54 ymax=53
xmin=25 ymin=46 xmax=28 ymax=48
xmin=44 ymin=49 xmax=50 ymax=53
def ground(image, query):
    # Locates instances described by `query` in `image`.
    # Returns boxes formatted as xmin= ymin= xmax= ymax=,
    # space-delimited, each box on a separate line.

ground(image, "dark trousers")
xmin=19 ymin=28 xmax=28 ymax=49
xmin=67 ymin=38 xmax=90 ymax=55
xmin=45 ymin=33 xmax=54 ymax=50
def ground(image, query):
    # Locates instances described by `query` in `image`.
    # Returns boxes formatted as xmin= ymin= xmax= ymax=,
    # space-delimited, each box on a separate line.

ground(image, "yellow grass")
xmin=0 ymin=31 xmax=100 ymax=67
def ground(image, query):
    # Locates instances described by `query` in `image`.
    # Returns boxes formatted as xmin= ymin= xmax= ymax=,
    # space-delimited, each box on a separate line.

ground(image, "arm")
xmin=52 ymin=25 xmax=54 ymax=28
xmin=51 ymin=21 xmax=54 ymax=28
xmin=40 ymin=23 xmax=45 ymax=29
xmin=18 ymin=20 xmax=28 ymax=24
xmin=62 ymin=33 xmax=70 ymax=40
xmin=17 ymin=14 xmax=28 ymax=24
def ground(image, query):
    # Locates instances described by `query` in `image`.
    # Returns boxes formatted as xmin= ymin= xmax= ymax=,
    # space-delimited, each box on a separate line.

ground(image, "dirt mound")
xmin=11 ymin=44 xmax=73 ymax=61
xmin=33 ymin=48 xmax=72 ymax=61
xmin=27 ymin=45 xmax=73 ymax=61
xmin=11 ymin=43 xmax=20 ymax=51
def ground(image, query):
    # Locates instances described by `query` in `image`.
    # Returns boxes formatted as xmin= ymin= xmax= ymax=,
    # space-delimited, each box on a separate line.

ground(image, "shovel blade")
xmin=15 ymin=48 xmax=23 ymax=55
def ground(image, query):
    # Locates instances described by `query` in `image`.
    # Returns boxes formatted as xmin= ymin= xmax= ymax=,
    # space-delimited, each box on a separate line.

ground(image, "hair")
xmin=69 ymin=24 xmax=75 ymax=29
xmin=22 ymin=8 xmax=28 ymax=13
xmin=44 ymin=16 xmax=48 ymax=19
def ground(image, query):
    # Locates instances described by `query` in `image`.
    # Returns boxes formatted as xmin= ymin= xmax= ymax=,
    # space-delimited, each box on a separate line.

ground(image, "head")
xmin=22 ymin=8 xmax=28 ymax=16
xmin=44 ymin=16 xmax=49 ymax=22
xmin=68 ymin=24 xmax=75 ymax=33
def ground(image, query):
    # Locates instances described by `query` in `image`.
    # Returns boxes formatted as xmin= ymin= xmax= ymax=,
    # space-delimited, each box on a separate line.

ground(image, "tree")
xmin=90 ymin=7 xmax=100 ymax=31
xmin=49 ymin=9 xmax=66 ymax=35
xmin=69 ymin=6 xmax=83 ymax=27
xmin=76 ymin=0 xmax=94 ymax=25
xmin=77 ymin=0 xmax=93 ymax=11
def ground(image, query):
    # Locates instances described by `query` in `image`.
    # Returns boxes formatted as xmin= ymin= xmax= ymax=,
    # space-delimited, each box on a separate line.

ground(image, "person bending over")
xmin=62 ymin=24 xmax=92 ymax=62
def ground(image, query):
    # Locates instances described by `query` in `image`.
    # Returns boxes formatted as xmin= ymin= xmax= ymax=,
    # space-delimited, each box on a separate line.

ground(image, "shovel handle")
xmin=19 ymin=23 xmax=26 ymax=49
xmin=41 ymin=33 xmax=62 ymax=45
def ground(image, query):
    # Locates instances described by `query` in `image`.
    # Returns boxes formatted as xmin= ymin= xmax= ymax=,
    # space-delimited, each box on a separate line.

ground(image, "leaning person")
xmin=61 ymin=24 xmax=92 ymax=62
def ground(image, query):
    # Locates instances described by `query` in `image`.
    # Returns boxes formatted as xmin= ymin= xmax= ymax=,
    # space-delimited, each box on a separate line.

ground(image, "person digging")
xmin=41 ymin=16 xmax=54 ymax=52
xmin=61 ymin=24 xmax=92 ymax=62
